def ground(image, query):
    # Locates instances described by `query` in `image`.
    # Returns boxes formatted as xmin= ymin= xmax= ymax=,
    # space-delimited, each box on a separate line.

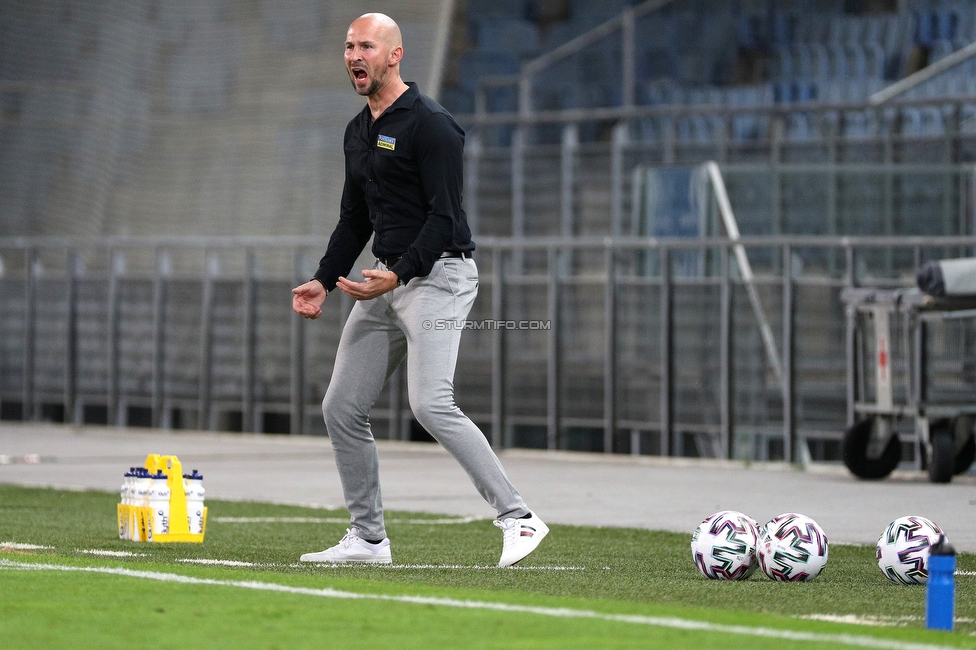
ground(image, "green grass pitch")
xmin=1 ymin=484 xmax=974 ymax=649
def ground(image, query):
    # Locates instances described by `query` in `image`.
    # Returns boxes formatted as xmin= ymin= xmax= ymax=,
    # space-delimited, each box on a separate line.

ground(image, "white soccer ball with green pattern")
xmin=691 ymin=510 xmax=760 ymax=580
xmin=876 ymin=515 xmax=945 ymax=585
xmin=757 ymin=513 xmax=829 ymax=582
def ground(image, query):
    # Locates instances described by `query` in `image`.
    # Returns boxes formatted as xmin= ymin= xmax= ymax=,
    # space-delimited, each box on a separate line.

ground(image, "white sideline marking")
xmin=213 ymin=516 xmax=483 ymax=525
xmin=177 ymin=559 xmax=584 ymax=571
xmin=0 ymin=559 xmax=958 ymax=650
xmin=78 ymin=549 xmax=147 ymax=558
xmin=179 ymin=559 xmax=262 ymax=567
xmin=802 ymin=615 xmax=918 ymax=628
xmin=304 ymin=564 xmax=586 ymax=571
xmin=0 ymin=542 xmax=53 ymax=551
xmin=803 ymin=615 xmax=976 ymax=628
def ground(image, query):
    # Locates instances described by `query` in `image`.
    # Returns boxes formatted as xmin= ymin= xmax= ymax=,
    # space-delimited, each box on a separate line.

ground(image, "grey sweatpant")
xmin=322 ymin=257 xmax=529 ymax=541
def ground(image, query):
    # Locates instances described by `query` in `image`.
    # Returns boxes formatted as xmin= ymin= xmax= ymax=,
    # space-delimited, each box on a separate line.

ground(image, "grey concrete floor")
xmin=1 ymin=422 xmax=974 ymax=551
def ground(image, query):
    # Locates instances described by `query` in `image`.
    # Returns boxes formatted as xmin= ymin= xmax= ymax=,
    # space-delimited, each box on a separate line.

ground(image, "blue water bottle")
xmin=926 ymin=535 xmax=955 ymax=631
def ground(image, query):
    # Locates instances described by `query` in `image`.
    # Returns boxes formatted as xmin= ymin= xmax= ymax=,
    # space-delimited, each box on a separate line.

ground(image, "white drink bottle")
xmin=148 ymin=470 xmax=170 ymax=537
xmin=183 ymin=470 xmax=205 ymax=534
xmin=120 ymin=470 xmax=132 ymax=540
xmin=134 ymin=468 xmax=152 ymax=542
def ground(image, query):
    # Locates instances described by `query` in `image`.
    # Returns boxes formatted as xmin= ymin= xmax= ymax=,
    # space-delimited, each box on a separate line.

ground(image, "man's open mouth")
xmin=352 ymin=68 xmax=368 ymax=81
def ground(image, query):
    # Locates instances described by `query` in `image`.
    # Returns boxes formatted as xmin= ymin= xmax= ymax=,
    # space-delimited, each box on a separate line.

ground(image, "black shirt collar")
xmin=365 ymin=82 xmax=420 ymax=124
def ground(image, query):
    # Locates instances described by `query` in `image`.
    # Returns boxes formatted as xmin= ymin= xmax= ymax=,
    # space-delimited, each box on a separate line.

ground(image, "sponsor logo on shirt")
xmin=377 ymin=134 xmax=396 ymax=151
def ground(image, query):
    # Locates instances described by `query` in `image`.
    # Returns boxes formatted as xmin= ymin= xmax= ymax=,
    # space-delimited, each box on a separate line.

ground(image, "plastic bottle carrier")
xmin=118 ymin=454 xmax=207 ymax=543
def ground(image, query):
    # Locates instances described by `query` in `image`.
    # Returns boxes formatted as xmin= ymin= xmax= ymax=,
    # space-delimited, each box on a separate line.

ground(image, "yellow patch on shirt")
xmin=377 ymin=134 xmax=396 ymax=151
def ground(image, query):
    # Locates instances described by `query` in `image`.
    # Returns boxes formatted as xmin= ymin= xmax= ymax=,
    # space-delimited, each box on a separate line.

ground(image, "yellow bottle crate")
xmin=117 ymin=454 xmax=207 ymax=543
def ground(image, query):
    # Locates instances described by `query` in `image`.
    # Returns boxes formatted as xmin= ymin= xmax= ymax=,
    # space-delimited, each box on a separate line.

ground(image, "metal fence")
xmin=1 ymin=234 xmax=974 ymax=465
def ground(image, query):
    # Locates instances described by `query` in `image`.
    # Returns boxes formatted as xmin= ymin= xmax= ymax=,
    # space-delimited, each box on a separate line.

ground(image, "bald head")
xmin=344 ymin=12 xmax=407 ymax=101
xmin=351 ymin=13 xmax=402 ymax=50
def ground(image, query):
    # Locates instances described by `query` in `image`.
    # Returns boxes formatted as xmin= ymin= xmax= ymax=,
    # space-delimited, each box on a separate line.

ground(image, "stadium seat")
xmin=913 ymin=8 xmax=936 ymax=47
xmin=794 ymin=12 xmax=830 ymax=44
xmin=935 ymin=7 xmax=958 ymax=41
xmin=466 ymin=0 xmax=534 ymax=22
xmin=930 ymin=39 xmax=955 ymax=62
xmin=542 ymin=18 xmax=594 ymax=50
xmin=440 ymin=86 xmax=475 ymax=115
xmin=960 ymin=103 xmax=976 ymax=133
xmin=771 ymin=11 xmax=796 ymax=46
xmin=842 ymin=110 xmax=876 ymax=139
xmin=785 ymin=111 xmax=820 ymax=142
xmin=901 ymin=106 xmax=946 ymax=136
xmin=474 ymin=18 xmax=541 ymax=61
xmin=457 ymin=51 xmax=520 ymax=91
xmin=569 ymin=0 xmax=632 ymax=23
xmin=737 ymin=13 xmax=766 ymax=50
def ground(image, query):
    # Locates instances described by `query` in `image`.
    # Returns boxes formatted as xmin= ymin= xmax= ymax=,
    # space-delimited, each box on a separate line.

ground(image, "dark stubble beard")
xmin=351 ymin=72 xmax=381 ymax=97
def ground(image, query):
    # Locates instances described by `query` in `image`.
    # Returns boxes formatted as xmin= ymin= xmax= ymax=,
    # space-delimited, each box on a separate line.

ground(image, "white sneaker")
xmin=495 ymin=511 xmax=549 ymax=568
xmin=299 ymin=529 xmax=392 ymax=564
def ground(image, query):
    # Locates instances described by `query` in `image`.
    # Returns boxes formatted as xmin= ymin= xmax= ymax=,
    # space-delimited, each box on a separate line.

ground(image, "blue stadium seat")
xmin=635 ymin=45 xmax=679 ymax=82
xmin=636 ymin=79 xmax=677 ymax=106
xmin=569 ymin=0 xmax=632 ymax=23
xmin=474 ymin=18 xmax=541 ymax=60
xmin=935 ymin=7 xmax=958 ymax=41
xmin=827 ymin=14 xmax=862 ymax=45
xmin=929 ymin=38 xmax=955 ymax=62
xmin=457 ymin=51 xmax=520 ymax=92
xmin=542 ymin=19 xmax=593 ymax=50
xmin=842 ymin=110 xmax=877 ymax=139
xmin=901 ymin=106 xmax=946 ymax=136
xmin=793 ymin=12 xmax=830 ymax=44
xmin=732 ymin=113 xmax=766 ymax=141
xmin=677 ymin=115 xmax=709 ymax=143
xmin=913 ymin=9 xmax=936 ymax=47
xmin=771 ymin=11 xmax=796 ymax=46
xmin=960 ymin=102 xmax=976 ymax=134
xmin=957 ymin=5 xmax=976 ymax=41
xmin=440 ymin=87 xmax=475 ymax=115
xmin=828 ymin=43 xmax=849 ymax=78
xmin=785 ymin=113 xmax=816 ymax=140
xmin=737 ymin=13 xmax=766 ymax=50
xmin=633 ymin=115 xmax=672 ymax=143
xmin=466 ymin=0 xmax=534 ymax=22
xmin=794 ymin=81 xmax=818 ymax=103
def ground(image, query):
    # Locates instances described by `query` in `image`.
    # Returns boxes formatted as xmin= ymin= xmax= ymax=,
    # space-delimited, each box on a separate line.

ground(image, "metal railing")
xmin=1 ymin=234 xmax=974 ymax=464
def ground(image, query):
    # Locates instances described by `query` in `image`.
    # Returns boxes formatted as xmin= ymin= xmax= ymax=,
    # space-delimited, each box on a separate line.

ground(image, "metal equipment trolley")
xmin=841 ymin=288 xmax=976 ymax=483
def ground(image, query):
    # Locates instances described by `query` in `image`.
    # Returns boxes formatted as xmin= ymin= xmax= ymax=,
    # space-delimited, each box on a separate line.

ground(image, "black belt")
xmin=377 ymin=251 xmax=471 ymax=268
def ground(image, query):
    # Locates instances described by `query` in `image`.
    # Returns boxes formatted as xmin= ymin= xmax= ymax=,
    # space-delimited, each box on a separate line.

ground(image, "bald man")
xmin=292 ymin=13 xmax=549 ymax=568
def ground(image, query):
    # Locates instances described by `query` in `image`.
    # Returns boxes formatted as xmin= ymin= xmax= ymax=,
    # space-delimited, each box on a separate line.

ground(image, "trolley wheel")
xmin=842 ymin=418 xmax=902 ymax=480
xmin=953 ymin=415 xmax=976 ymax=475
xmin=955 ymin=433 xmax=976 ymax=475
xmin=928 ymin=421 xmax=955 ymax=484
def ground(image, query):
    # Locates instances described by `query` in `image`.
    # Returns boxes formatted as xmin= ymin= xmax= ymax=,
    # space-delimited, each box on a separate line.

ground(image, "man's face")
xmin=344 ymin=19 xmax=392 ymax=97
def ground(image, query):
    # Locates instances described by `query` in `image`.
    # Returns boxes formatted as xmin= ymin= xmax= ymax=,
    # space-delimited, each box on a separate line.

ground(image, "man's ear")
xmin=389 ymin=45 xmax=403 ymax=67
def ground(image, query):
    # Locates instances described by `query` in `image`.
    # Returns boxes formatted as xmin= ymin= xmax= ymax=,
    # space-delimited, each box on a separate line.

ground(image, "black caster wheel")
xmin=928 ymin=420 xmax=954 ymax=484
xmin=842 ymin=417 xmax=902 ymax=480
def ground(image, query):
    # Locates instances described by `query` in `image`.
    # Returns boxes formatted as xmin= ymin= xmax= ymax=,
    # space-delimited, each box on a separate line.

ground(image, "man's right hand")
xmin=292 ymin=280 xmax=327 ymax=319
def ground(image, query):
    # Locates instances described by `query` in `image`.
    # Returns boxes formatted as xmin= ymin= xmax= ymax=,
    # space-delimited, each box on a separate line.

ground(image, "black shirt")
xmin=313 ymin=82 xmax=474 ymax=291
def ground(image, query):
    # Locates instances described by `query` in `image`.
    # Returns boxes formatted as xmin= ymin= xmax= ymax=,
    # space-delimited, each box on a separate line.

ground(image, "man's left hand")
xmin=335 ymin=268 xmax=400 ymax=300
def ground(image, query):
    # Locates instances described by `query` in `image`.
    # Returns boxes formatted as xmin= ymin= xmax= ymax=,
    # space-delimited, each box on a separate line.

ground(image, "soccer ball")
xmin=691 ymin=510 xmax=761 ymax=580
xmin=876 ymin=516 xmax=946 ymax=585
xmin=757 ymin=513 xmax=829 ymax=582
